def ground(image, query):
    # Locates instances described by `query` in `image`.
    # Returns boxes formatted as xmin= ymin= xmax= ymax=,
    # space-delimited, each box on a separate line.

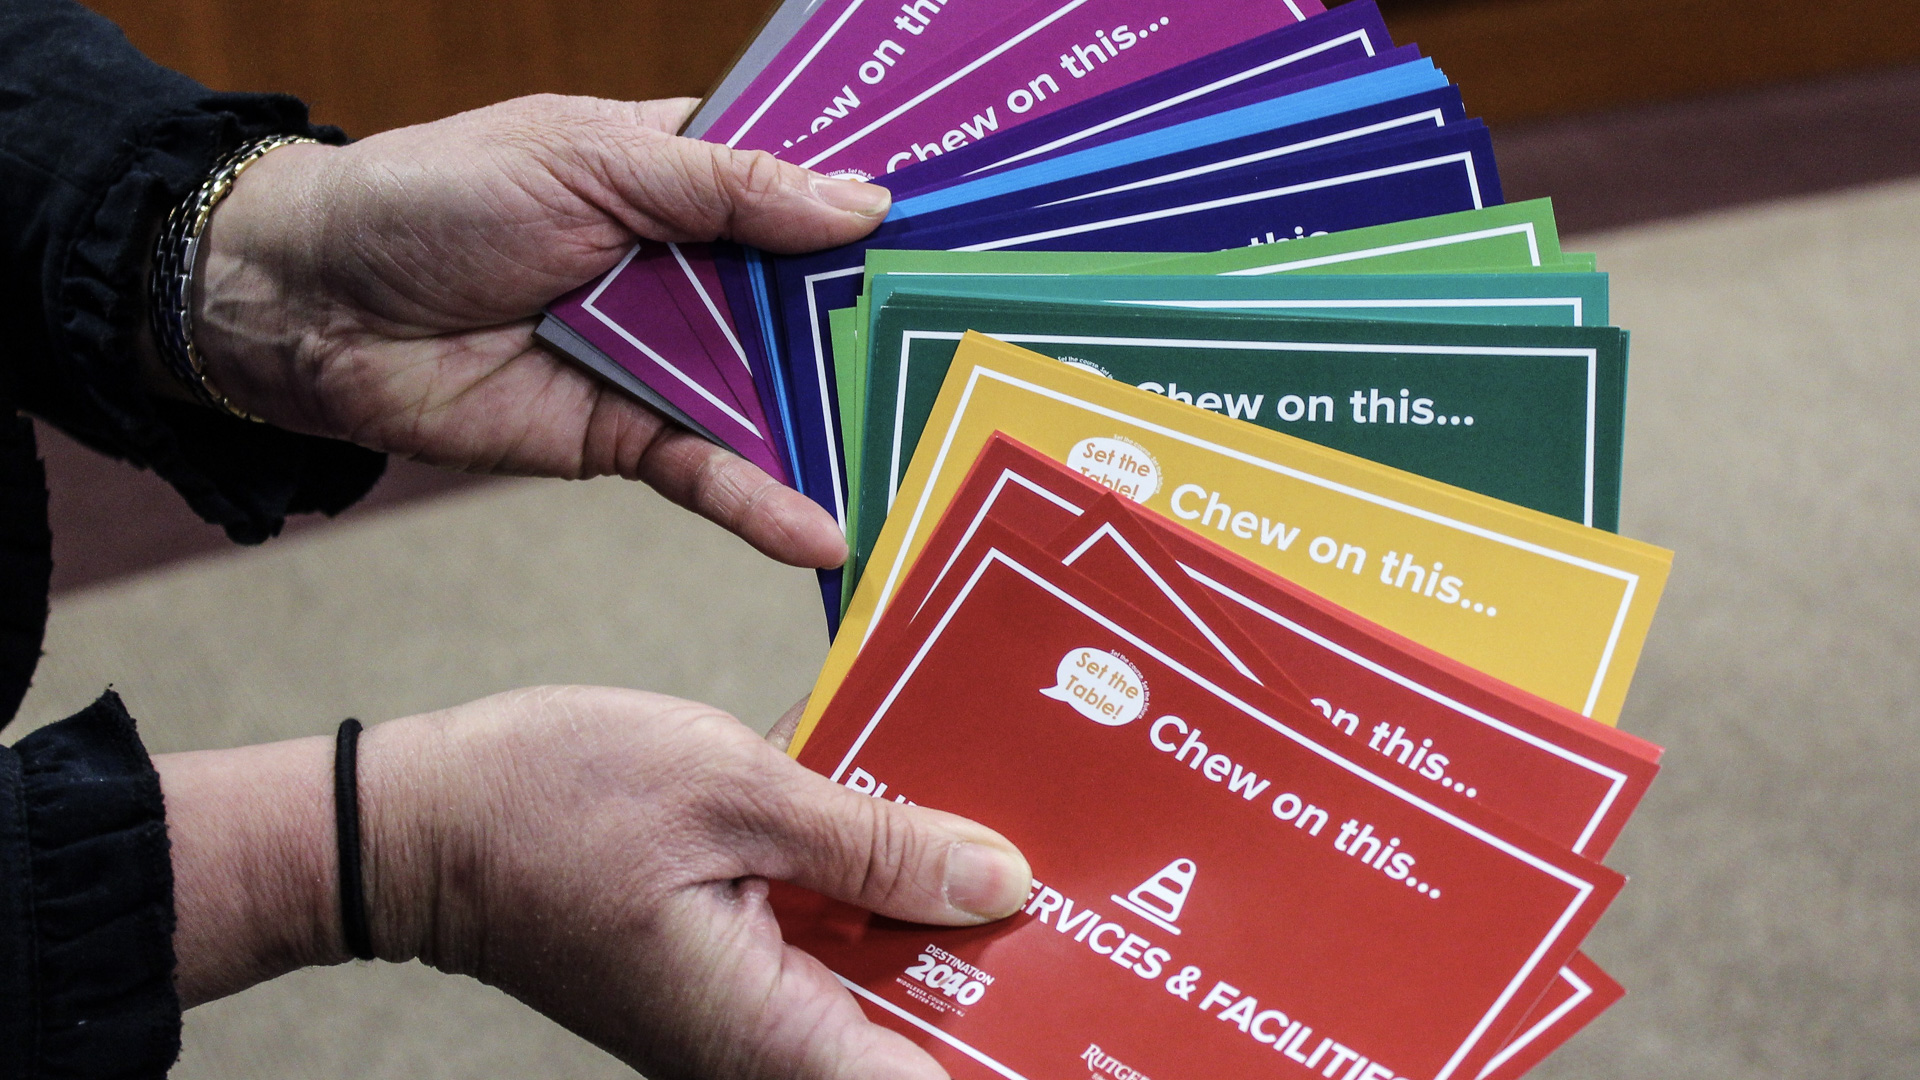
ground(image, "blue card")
xmin=713 ymin=243 xmax=797 ymax=478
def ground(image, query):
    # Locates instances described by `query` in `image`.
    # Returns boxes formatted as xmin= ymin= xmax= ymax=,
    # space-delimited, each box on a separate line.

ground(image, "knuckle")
xmin=853 ymin=800 xmax=936 ymax=910
xmin=685 ymin=445 xmax=752 ymax=522
xmin=710 ymin=148 xmax=795 ymax=236
xmin=732 ymin=149 xmax=793 ymax=202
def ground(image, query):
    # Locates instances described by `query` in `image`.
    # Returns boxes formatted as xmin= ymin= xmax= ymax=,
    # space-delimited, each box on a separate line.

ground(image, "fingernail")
xmin=944 ymin=841 xmax=1030 ymax=921
xmin=811 ymin=175 xmax=891 ymax=219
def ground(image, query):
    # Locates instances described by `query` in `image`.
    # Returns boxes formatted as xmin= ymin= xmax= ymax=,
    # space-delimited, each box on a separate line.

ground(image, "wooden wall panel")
xmin=82 ymin=0 xmax=1920 ymax=133
xmin=1370 ymin=0 xmax=1920 ymax=123
xmin=85 ymin=0 xmax=778 ymax=135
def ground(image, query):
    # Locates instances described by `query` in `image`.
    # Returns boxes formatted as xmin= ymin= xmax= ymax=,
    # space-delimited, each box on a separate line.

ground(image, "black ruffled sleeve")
xmin=3 ymin=3 xmax=403 ymax=1075
xmin=0 ymin=0 xmax=385 ymax=544
xmin=1 ymin=692 xmax=178 ymax=1079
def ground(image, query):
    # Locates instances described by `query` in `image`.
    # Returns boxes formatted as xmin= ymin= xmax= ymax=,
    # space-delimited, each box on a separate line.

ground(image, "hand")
xmin=188 ymin=96 xmax=892 ymax=567
xmin=159 ymin=687 xmax=1030 ymax=1079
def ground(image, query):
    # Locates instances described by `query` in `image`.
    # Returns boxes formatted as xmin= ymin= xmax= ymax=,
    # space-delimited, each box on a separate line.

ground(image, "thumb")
xmin=576 ymin=99 xmax=893 ymax=254
xmin=744 ymin=758 xmax=1032 ymax=925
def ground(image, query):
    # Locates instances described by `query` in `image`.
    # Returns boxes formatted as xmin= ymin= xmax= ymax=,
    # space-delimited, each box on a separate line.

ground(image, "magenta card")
xmin=650 ymin=241 xmax=775 ymax=439
xmin=548 ymin=246 xmax=789 ymax=482
xmin=792 ymin=0 xmax=1326 ymax=180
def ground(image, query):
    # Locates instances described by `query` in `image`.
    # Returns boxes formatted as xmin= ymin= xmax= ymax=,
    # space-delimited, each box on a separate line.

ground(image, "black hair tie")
xmin=334 ymin=718 xmax=376 ymax=961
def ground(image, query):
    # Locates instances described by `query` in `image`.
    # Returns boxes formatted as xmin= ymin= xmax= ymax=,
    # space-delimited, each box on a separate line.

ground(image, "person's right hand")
xmin=189 ymin=95 xmax=893 ymax=569
xmin=160 ymin=686 xmax=1031 ymax=1080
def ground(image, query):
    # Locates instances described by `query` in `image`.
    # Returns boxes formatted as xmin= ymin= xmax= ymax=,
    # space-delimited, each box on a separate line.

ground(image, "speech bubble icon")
xmin=1065 ymin=436 xmax=1161 ymax=501
xmin=1040 ymin=647 xmax=1148 ymax=727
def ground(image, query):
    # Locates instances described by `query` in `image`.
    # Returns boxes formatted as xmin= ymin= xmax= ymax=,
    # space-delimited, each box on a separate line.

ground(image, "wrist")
xmin=188 ymin=140 xmax=337 ymax=429
xmin=355 ymin=710 xmax=488 ymax=974
xmin=155 ymin=710 xmax=469 ymax=1006
xmin=156 ymin=736 xmax=342 ymax=1006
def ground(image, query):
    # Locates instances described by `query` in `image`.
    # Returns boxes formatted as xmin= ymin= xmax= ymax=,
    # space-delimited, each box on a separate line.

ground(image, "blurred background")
xmin=15 ymin=0 xmax=1920 ymax=1075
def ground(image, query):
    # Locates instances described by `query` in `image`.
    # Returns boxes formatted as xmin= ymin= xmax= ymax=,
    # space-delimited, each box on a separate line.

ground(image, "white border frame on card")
xmin=955 ymin=152 xmax=1488 ymax=251
xmin=1060 ymin=521 xmax=1265 ymax=682
xmin=1474 ymin=965 xmax=1594 ymax=1080
xmin=874 ymin=364 xmax=1642 ymax=718
xmin=1225 ymin=221 xmax=1544 ymax=275
xmin=798 ymin=0 xmax=1101 ymax=171
xmin=1122 ymin=296 xmax=1586 ymax=322
xmin=579 ymin=248 xmax=764 ymax=440
xmin=719 ymin=0 xmax=872 ymax=149
xmin=1045 ymin=109 xmax=1454 ymax=205
xmin=886 ymin=330 xmax=1602 ymax=527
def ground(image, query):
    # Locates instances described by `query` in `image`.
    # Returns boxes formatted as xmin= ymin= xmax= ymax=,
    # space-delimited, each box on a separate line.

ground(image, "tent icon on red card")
xmin=1112 ymin=858 xmax=1197 ymax=936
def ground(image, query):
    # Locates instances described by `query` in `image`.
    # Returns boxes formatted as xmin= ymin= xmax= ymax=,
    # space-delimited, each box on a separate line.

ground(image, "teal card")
xmin=851 ymin=296 xmax=1628 ymax=588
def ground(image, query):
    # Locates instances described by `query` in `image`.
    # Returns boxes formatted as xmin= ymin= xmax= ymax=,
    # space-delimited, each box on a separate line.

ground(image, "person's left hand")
xmin=188 ymin=95 xmax=891 ymax=567
xmin=160 ymin=686 xmax=1032 ymax=1079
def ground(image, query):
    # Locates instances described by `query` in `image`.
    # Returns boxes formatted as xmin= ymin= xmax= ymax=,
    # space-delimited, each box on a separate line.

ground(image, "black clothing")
xmin=2 ymin=1 xmax=386 ymax=1074
xmin=1 ymin=693 xmax=177 ymax=1078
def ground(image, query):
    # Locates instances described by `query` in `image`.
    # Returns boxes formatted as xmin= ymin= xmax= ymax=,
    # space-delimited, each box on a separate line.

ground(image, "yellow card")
xmin=797 ymin=333 xmax=1671 ymax=751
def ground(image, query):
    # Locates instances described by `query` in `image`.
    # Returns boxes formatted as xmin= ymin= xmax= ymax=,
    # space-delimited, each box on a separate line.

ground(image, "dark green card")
xmin=851 ymin=295 xmax=1628 ymax=588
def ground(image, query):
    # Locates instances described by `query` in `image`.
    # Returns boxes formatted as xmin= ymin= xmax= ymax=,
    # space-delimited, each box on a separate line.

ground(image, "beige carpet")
xmin=13 ymin=176 xmax=1920 ymax=1077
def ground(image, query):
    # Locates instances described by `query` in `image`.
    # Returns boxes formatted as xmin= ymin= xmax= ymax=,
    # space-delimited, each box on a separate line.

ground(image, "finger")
xmin=561 ymin=99 xmax=893 ymax=254
xmin=629 ymin=421 xmax=848 ymax=569
xmin=766 ymin=695 xmax=810 ymax=752
xmin=737 ymin=755 xmax=1032 ymax=925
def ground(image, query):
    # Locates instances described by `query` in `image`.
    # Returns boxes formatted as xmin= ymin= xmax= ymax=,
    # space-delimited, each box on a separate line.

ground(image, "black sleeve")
xmin=0 ymin=0 xmax=385 ymax=545
xmin=1 ymin=692 xmax=179 ymax=1080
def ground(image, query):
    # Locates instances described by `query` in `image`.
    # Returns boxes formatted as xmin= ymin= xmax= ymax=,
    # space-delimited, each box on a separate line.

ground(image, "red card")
xmin=790 ymin=537 xmax=1623 ymax=1080
xmin=1478 ymin=953 xmax=1624 ymax=1080
xmin=1037 ymin=495 xmax=1630 ymax=1073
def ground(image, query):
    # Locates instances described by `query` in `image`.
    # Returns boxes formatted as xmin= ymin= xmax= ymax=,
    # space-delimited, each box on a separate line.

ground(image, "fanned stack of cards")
xmin=540 ymin=2 xmax=1679 ymax=1076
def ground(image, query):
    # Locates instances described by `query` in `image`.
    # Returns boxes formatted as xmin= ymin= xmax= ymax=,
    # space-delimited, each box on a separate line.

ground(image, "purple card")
xmin=549 ymin=246 xmax=789 ymax=483
xmin=789 ymin=0 xmax=1326 ymax=181
xmin=882 ymin=0 xmax=1392 ymax=193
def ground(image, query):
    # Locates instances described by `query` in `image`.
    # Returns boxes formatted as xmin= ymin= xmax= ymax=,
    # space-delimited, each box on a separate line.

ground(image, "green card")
xmin=846 ymin=203 xmax=1576 ymax=461
xmin=867 ymin=272 xmax=1612 ymax=328
xmin=1129 ymin=200 xmax=1568 ymax=276
xmin=829 ymin=306 xmax=864 ymax=598
xmin=850 ymin=295 xmax=1628 ymax=589
xmin=842 ymin=269 xmax=1608 ymax=565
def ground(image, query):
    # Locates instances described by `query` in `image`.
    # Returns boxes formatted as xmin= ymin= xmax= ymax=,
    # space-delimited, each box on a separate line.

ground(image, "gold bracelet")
xmin=148 ymin=134 xmax=318 ymax=421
